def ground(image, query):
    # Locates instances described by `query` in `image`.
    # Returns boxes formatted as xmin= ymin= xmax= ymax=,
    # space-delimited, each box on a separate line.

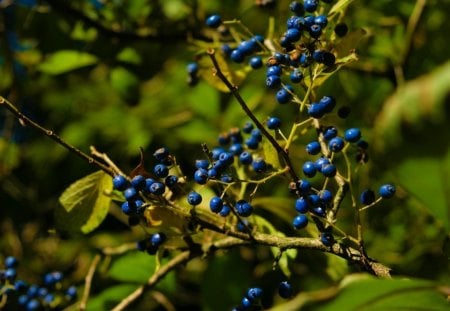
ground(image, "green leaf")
xmin=109 ymin=251 xmax=176 ymax=292
xmin=110 ymin=66 xmax=140 ymax=102
xmin=0 ymin=138 xmax=20 ymax=175
xmin=56 ymin=171 xmax=112 ymax=234
xmin=38 ymin=50 xmax=98 ymax=75
xmin=329 ymin=0 xmax=357 ymax=16
xmin=87 ymin=284 xmax=137 ymax=310
xmin=117 ymin=47 xmax=142 ymax=65
xmin=262 ymin=137 xmax=282 ymax=170
xmin=304 ymin=276 xmax=450 ymax=311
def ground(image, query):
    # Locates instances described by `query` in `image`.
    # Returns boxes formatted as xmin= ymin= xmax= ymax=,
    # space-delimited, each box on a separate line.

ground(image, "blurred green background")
xmin=1 ymin=0 xmax=449 ymax=310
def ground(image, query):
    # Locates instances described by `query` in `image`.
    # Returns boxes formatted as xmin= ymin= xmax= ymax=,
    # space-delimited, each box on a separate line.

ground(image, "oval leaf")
xmin=38 ymin=50 xmax=98 ymax=75
xmin=56 ymin=171 xmax=112 ymax=234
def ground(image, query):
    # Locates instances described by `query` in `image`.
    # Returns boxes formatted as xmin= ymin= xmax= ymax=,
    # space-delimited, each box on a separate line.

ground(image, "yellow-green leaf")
xmin=56 ymin=171 xmax=112 ymax=234
xmin=38 ymin=50 xmax=98 ymax=75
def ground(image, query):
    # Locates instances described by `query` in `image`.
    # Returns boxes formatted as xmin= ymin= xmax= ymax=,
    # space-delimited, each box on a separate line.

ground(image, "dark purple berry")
xmin=334 ymin=23 xmax=348 ymax=37
xmin=360 ymin=189 xmax=375 ymax=205
xmin=278 ymin=281 xmax=293 ymax=298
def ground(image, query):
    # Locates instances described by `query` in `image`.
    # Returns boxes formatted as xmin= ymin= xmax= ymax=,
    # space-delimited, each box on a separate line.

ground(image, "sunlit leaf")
xmin=56 ymin=171 xmax=112 ymax=234
xmin=87 ymin=284 xmax=137 ymax=310
xmin=38 ymin=50 xmax=98 ymax=75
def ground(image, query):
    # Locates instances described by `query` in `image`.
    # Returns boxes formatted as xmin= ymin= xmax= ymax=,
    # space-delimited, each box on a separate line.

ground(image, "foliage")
xmin=1 ymin=0 xmax=449 ymax=310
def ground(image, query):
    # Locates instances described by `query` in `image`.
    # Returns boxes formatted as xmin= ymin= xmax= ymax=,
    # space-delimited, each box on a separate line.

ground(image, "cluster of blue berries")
xmin=0 ymin=256 xmax=77 ymax=310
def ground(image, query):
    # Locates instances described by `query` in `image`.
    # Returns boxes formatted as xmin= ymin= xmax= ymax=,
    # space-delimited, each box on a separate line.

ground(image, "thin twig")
xmin=0 ymin=96 xmax=115 ymax=176
xmin=206 ymin=49 xmax=299 ymax=182
xmin=79 ymin=254 xmax=101 ymax=311
xmin=111 ymin=251 xmax=191 ymax=311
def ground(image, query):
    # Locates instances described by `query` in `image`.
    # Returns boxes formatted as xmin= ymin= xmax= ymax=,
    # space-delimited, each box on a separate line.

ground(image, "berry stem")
xmin=206 ymin=49 xmax=299 ymax=182
xmin=0 ymin=96 xmax=116 ymax=176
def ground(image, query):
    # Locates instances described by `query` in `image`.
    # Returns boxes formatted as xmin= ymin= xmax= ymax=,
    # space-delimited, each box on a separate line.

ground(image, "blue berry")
xmin=131 ymin=175 xmax=146 ymax=190
xmin=252 ymin=158 xmax=267 ymax=173
xmin=379 ymin=184 xmax=396 ymax=199
xmin=165 ymin=175 xmax=178 ymax=188
xmin=299 ymin=53 xmax=312 ymax=67
xmin=309 ymin=24 xmax=322 ymax=38
xmin=15 ymin=279 xmax=28 ymax=291
xmin=285 ymin=28 xmax=301 ymax=42
xmin=314 ymin=15 xmax=328 ymax=27
xmin=247 ymin=287 xmax=263 ymax=300
xmin=319 ymin=189 xmax=333 ymax=204
xmin=229 ymin=143 xmax=244 ymax=155
xmin=144 ymin=178 xmax=155 ymax=193
xmin=320 ymin=95 xmax=336 ymax=113
xmin=360 ymin=189 xmax=375 ymax=205
xmin=266 ymin=75 xmax=281 ymax=89
xmin=205 ymin=14 xmax=222 ymax=28
xmin=296 ymin=179 xmax=311 ymax=193
xmin=241 ymin=297 xmax=252 ymax=308
xmin=292 ymin=214 xmax=308 ymax=229
xmin=150 ymin=232 xmax=166 ymax=247
xmin=295 ymin=197 xmax=309 ymax=213
xmin=187 ymin=191 xmax=202 ymax=205
xmin=230 ymin=49 xmax=245 ymax=63
xmin=242 ymin=122 xmax=254 ymax=133
xmin=304 ymin=15 xmax=315 ymax=27
xmin=304 ymin=0 xmax=318 ymax=12
xmin=306 ymin=141 xmax=321 ymax=155
xmin=289 ymin=1 xmax=304 ymax=15
xmin=250 ymin=129 xmax=262 ymax=142
xmin=194 ymin=159 xmax=209 ymax=170
xmin=249 ymin=56 xmax=263 ymax=69
xmin=26 ymin=299 xmax=40 ymax=311
xmin=18 ymin=294 xmax=29 ymax=306
xmin=124 ymin=187 xmax=139 ymax=201
xmin=43 ymin=271 xmax=63 ymax=287
xmin=321 ymin=163 xmax=337 ymax=177
xmin=344 ymin=128 xmax=362 ymax=143
xmin=121 ymin=201 xmax=136 ymax=215
xmin=221 ymin=44 xmax=232 ymax=56
xmin=186 ymin=62 xmax=199 ymax=75
xmin=267 ymin=117 xmax=281 ymax=129
xmin=276 ymin=88 xmax=292 ymax=104
xmin=320 ymin=231 xmax=333 ymax=246
xmin=209 ymin=196 xmax=224 ymax=213
xmin=312 ymin=206 xmax=326 ymax=217
xmin=207 ymin=168 xmax=219 ymax=179
xmin=315 ymin=157 xmax=330 ymax=172
xmin=266 ymin=65 xmax=282 ymax=76
xmin=153 ymin=147 xmax=170 ymax=162
xmin=149 ymin=182 xmax=165 ymax=195
xmin=5 ymin=256 xmax=18 ymax=268
xmin=312 ymin=49 xmax=324 ymax=62
xmin=218 ymin=133 xmax=230 ymax=145
xmin=238 ymin=40 xmax=256 ymax=55
xmin=153 ymin=164 xmax=169 ymax=178
xmin=278 ymin=281 xmax=293 ymax=298
xmin=302 ymin=161 xmax=317 ymax=177
xmin=27 ymin=285 xmax=39 ymax=298
xmin=290 ymin=69 xmax=303 ymax=83
xmin=287 ymin=16 xmax=304 ymax=30
xmin=44 ymin=293 xmax=55 ymax=304
xmin=307 ymin=102 xmax=327 ymax=118
xmin=194 ymin=168 xmax=208 ymax=184
xmin=308 ymin=194 xmax=321 ymax=207
xmin=112 ymin=175 xmax=128 ymax=191
xmin=328 ymin=137 xmax=345 ymax=152
xmin=323 ymin=126 xmax=338 ymax=140
xmin=65 ymin=285 xmax=77 ymax=301
xmin=219 ymin=204 xmax=231 ymax=217
xmin=221 ymin=174 xmax=233 ymax=183
xmin=5 ymin=268 xmax=17 ymax=281
xmin=235 ymin=200 xmax=253 ymax=217
xmin=239 ymin=151 xmax=253 ymax=165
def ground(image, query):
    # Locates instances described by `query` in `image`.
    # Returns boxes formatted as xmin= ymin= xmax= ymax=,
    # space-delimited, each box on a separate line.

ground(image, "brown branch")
xmin=206 ymin=49 xmax=299 ymax=182
xmin=79 ymin=254 xmax=101 ymax=311
xmin=0 ymin=96 xmax=116 ymax=176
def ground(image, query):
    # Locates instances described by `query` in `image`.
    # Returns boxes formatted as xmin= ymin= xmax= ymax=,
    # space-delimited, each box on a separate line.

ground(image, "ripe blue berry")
xmin=296 ymin=179 xmax=311 ymax=193
xmin=5 ymin=268 xmax=17 ymax=281
xmin=321 ymin=163 xmax=337 ymax=177
xmin=276 ymin=88 xmax=292 ymax=104
xmin=320 ymin=231 xmax=334 ymax=246
xmin=266 ymin=75 xmax=281 ymax=89
xmin=278 ymin=281 xmax=293 ymax=298
xmin=312 ymin=206 xmax=326 ymax=217
xmin=304 ymin=0 xmax=318 ymax=12
xmin=241 ymin=297 xmax=252 ymax=308
xmin=302 ymin=161 xmax=317 ymax=177
xmin=314 ymin=15 xmax=328 ymax=27
xmin=323 ymin=126 xmax=338 ymax=140
xmin=242 ymin=121 xmax=254 ymax=133
xmin=187 ymin=191 xmax=202 ymax=205
xmin=211 ymin=147 xmax=225 ymax=160
xmin=149 ymin=182 xmax=165 ymax=195
xmin=295 ymin=197 xmax=309 ymax=213
xmin=315 ymin=157 xmax=330 ymax=172
xmin=306 ymin=141 xmax=321 ymax=155
xmin=267 ymin=117 xmax=281 ymax=129
xmin=239 ymin=151 xmax=253 ymax=165
xmin=153 ymin=164 xmax=168 ymax=178
xmin=266 ymin=65 xmax=282 ymax=76
xmin=26 ymin=299 xmax=40 ymax=311
xmin=235 ymin=200 xmax=253 ymax=217
xmin=249 ymin=56 xmax=263 ymax=69
xmin=285 ymin=28 xmax=301 ymax=42
xmin=153 ymin=147 xmax=170 ymax=162
xmin=131 ymin=175 xmax=146 ymax=190
xmin=205 ymin=14 xmax=222 ymax=28
xmin=307 ymin=102 xmax=327 ymax=118
xmin=65 ymin=286 xmax=77 ymax=301
xmin=219 ymin=204 xmax=231 ymax=217
xmin=319 ymin=189 xmax=333 ymax=204
xmin=328 ymin=137 xmax=345 ymax=152
xmin=360 ymin=189 xmax=375 ymax=205
xmin=121 ymin=201 xmax=136 ymax=215
xmin=247 ymin=287 xmax=263 ymax=300
xmin=344 ymin=128 xmax=362 ymax=143
xmin=230 ymin=49 xmax=245 ymax=63
xmin=320 ymin=95 xmax=336 ymax=113
xmin=229 ymin=143 xmax=244 ymax=155
xmin=379 ymin=184 xmax=396 ymax=199
xmin=290 ymin=69 xmax=303 ymax=83
xmin=150 ymin=232 xmax=166 ymax=247
xmin=221 ymin=174 xmax=233 ymax=183
xmin=165 ymin=175 xmax=178 ymax=188
xmin=5 ymin=256 xmax=18 ymax=268
xmin=209 ymin=196 xmax=224 ymax=213
xmin=186 ymin=62 xmax=199 ymax=75
xmin=309 ymin=24 xmax=322 ymax=38
xmin=194 ymin=168 xmax=208 ymax=184
xmin=124 ymin=187 xmax=139 ymax=201
xmin=144 ymin=178 xmax=155 ymax=194
xmin=251 ymin=129 xmax=262 ymax=142
xmin=112 ymin=175 xmax=128 ymax=191
xmin=292 ymin=214 xmax=308 ymax=229
xmin=252 ymin=158 xmax=267 ymax=173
